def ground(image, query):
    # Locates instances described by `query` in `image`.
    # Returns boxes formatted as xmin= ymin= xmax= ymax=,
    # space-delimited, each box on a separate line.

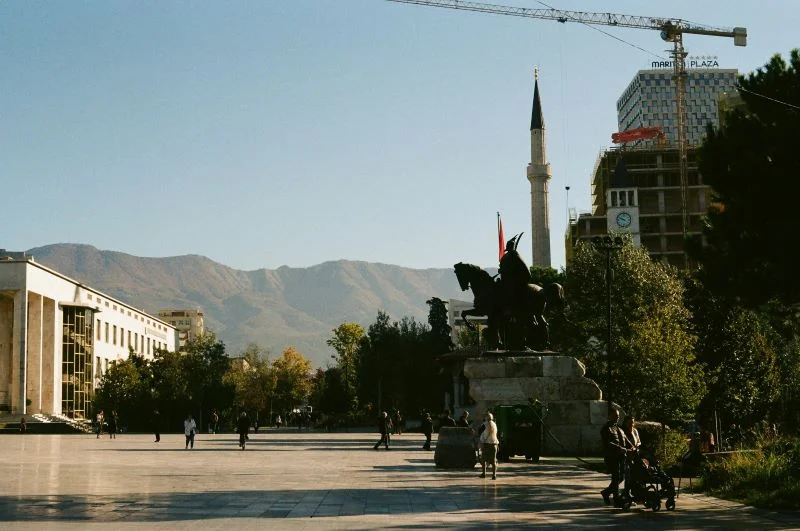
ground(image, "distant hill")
xmin=27 ymin=244 xmax=467 ymax=367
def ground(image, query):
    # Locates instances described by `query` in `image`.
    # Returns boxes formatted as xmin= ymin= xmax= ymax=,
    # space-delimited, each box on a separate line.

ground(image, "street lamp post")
xmin=593 ymin=236 xmax=624 ymax=413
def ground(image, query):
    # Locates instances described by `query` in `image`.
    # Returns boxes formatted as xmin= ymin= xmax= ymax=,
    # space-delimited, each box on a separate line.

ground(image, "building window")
xmin=105 ymin=322 xmax=109 ymax=342
xmin=128 ymin=330 xmax=132 ymax=348
xmin=113 ymin=325 xmax=117 ymax=345
xmin=96 ymin=319 xmax=101 ymax=340
xmin=135 ymin=333 xmax=139 ymax=352
xmin=120 ymin=328 xmax=125 ymax=348
xmin=147 ymin=337 xmax=151 ymax=356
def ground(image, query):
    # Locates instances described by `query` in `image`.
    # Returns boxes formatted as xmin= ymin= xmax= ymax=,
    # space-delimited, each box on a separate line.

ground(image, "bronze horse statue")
xmin=453 ymin=262 xmax=564 ymax=351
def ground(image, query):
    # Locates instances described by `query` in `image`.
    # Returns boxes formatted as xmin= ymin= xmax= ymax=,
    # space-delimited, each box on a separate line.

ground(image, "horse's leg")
xmin=461 ymin=309 xmax=478 ymax=333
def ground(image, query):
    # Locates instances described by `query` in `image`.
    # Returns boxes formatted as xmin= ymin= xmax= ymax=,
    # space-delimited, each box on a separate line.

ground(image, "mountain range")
xmin=27 ymin=244 xmax=468 ymax=367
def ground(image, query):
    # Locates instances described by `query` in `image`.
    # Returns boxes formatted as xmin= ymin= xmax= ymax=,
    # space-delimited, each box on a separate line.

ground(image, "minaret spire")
xmin=526 ymin=68 xmax=552 ymax=268
xmin=530 ymin=67 xmax=544 ymax=130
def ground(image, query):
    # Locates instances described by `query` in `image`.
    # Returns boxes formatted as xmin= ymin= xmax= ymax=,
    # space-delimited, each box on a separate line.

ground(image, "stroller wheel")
xmin=652 ymin=499 xmax=661 ymax=512
xmin=621 ymin=500 xmax=631 ymax=511
xmin=666 ymin=497 xmax=676 ymax=511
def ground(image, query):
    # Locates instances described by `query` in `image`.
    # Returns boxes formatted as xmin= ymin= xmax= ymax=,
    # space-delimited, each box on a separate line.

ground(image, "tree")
xmin=94 ymin=354 xmax=152 ymax=430
xmin=271 ymin=346 xmax=313 ymax=413
xmin=529 ymin=266 xmax=565 ymax=287
xmin=426 ymin=297 xmax=453 ymax=353
xmin=694 ymin=49 xmax=800 ymax=306
xmin=223 ymin=343 xmax=274 ymax=417
xmin=686 ymin=280 xmax=782 ymax=429
xmin=562 ymin=238 xmax=704 ymax=422
xmin=326 ymin=322 xmax=365 ymax=415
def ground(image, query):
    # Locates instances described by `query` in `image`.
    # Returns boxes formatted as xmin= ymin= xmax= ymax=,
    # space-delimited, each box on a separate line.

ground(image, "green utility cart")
xmin=494 ymin=403 xmax=543 ymax=462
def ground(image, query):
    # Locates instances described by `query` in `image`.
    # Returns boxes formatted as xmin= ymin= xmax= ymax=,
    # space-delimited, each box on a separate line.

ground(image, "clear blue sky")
xmin=3 ymin=1 xmax=797 ymax=272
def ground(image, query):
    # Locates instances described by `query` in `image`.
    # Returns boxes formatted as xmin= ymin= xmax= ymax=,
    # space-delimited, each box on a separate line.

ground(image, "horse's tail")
xmin=545 ymin=283 xmax=565 ymax=311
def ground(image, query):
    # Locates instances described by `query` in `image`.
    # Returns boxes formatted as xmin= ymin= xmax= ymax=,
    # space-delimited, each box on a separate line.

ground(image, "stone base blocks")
xmin=464 ymin=353 xmax=607 ymax=456
xmin=434 ymin=427 xmax=478 ymax=468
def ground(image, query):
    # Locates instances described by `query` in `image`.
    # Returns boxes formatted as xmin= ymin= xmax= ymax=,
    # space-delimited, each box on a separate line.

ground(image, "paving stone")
xmin=0 ymin=432 xmax=797 ymax=530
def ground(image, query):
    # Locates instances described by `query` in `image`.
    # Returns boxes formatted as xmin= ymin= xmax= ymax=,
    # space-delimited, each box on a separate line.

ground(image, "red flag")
xmin=497 ymin=212 xmax=505 ymax=262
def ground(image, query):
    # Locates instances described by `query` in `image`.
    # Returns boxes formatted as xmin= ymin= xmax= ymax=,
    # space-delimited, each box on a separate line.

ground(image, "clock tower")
xmin=606 ymin=158 xmax=641 ymax=245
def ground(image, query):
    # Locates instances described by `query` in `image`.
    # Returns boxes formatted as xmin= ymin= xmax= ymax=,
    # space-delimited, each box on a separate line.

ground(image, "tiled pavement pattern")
xmin=1 ymin=431 xmax=797 ymax=530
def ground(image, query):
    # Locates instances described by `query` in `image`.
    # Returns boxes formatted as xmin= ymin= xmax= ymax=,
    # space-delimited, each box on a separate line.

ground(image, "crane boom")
xmin=386 ymin=0 xmax=746 ymax=42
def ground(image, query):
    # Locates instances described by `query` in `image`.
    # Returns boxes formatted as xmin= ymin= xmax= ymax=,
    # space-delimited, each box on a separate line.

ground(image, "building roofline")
xmin=0 ymin=259 xmax=176 ymax=330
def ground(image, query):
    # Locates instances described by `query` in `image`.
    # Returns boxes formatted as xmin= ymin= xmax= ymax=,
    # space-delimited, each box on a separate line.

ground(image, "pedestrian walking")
xmin=373 ymin=411 xmax=391 ymax=450
xmin=96 ymin=410 xmax=104 ymax=439
xmin=479 ymin=412 xmax=499 ymax=480
xmin=237 ymin=411 xmax=250 ymax=450
xmin=600 ymin=407 xmax=629 ymax=507
xmin=19 ymin=417 xmax=26 ymax=434
xmin=153 ymin=409 xmax=161 ymax=442
xmin=184 ymin=413 xmax=197 ymax=450
xmin=108 ymin=410 xmax=118 ymax=439
xmin=393 ymin=409 xmax=402 ymax=435
xmin=421 ymin=412 xmax=433 ymax=450
xmin=211 ymin=409 xmax=220 ymax=434
xmin=276 ymin=414 xmax=282 ymax=430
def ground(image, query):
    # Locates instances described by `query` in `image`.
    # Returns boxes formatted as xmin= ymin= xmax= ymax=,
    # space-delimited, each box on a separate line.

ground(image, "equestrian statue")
xmin=454 ymin=233 xmax=564 ymax=351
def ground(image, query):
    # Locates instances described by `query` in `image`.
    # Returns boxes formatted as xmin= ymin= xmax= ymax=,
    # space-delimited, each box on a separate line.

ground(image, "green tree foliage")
xmin=687 ymin=280 xmax=782 ymax=429
xmin=326 ymin=322 xmax=365 ymax=415
xmin=562 ymin=238 xmax=704 ymax=421
xmin=529 ymin=266 xmax=565 ymax=287
xmin=223 ymin=343 xmax=274 ymax=416
xmin=93 ymin=353 xmax=151 ymax=429
xmin=94 ymin=335 xmax=233 ymax=432
xmin=355 ymin=308 xmax=445 ymax=420
xmin=694 ymin=49 xmax=800 ymax=306
xmin=271 ymin=346 xmax=313 ymax=413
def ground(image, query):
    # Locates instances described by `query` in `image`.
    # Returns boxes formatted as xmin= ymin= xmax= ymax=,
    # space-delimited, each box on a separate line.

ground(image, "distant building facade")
xmin=157 ymin=309 xmax=205 ymax=348
xmin=617 ymin=68 xmax=738 ymax=146
xmin=0 ymin=252 xmax=179 ymax=418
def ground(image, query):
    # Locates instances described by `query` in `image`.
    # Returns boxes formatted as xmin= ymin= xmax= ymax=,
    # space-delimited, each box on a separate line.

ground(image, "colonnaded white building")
xmin=0 ymin=253 xmax=179 ymax=418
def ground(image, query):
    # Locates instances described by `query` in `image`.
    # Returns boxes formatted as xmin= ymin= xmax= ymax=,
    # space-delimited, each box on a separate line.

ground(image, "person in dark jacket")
xmin=108 ymin=410 xmax=118 ymax=439
xmin=373 ymin=411 xmax=391 ymax=450
xmin=422 ymin=412 xmax=433 ymax=450
xmin=600 ymin=407 xmax=630 ymax=507
xmin=440 ymin=409 xmax=457 ymax=431
xmin=237 ymin=411 xmax=250 ymax=450
xmin=152 ymin=409 xmax=161 ymax=443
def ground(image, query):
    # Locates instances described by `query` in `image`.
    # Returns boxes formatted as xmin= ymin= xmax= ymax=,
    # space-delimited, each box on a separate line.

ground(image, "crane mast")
xmin=387 ymin=0 xmax=747 ymax=240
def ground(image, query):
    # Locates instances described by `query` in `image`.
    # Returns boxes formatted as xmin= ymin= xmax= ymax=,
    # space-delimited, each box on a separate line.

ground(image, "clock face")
xmin=616 ymin=212 xmax=632 ymax=228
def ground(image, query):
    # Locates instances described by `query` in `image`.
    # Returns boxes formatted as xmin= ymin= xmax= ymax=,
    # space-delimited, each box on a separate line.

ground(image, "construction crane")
xmin=386 ymin=0 xmax=747 ymax=238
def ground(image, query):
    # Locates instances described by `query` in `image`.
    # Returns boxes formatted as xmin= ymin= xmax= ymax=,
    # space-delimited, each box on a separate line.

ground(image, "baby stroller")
xmin=619 ymin=448 xmax=677 ymax=512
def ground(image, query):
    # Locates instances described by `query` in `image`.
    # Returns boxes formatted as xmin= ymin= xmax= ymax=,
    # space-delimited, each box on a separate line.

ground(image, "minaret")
xmin=526 ymin=69 xmax=552 ymax=268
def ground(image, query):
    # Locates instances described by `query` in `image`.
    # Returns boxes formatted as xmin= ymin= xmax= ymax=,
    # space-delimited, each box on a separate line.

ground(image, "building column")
xmin=10 ymin=290 xmax=27 ymax=415
xmin=0 ymin=293 xmax=15 ymax=412
xmin=26 ymin=292 xmax=43 ymax=413
xmin=41 ymin=297 xmax=57 ymax=415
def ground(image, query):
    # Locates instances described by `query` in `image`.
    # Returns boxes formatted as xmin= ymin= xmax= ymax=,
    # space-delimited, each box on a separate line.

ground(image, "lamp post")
xmin=593 ymin=236 xmax=624 ymax=413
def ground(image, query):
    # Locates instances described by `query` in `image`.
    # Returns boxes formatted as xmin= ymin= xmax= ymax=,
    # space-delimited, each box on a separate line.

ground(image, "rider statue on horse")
xmin=454 ymin=233 xmax=563 ymax=351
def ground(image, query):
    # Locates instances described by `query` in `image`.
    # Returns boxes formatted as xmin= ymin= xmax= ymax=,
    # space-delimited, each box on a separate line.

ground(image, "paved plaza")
xmin=1 ymin=431 xmax=797 ymax=530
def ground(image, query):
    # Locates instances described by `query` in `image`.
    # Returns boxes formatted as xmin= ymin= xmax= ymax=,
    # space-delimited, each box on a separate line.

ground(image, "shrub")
xmin=698 ymin=436 xmax=800 ymax=509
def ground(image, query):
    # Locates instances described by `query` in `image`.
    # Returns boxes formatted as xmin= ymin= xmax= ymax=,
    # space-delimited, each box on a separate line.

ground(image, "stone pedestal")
xmin=434 ymin=427 xmax=478 ymax=468
xmin=463 ymin=352 xmax=606 ymax=455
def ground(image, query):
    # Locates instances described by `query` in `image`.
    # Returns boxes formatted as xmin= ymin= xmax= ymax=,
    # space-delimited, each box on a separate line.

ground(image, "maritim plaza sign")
xmin=651 ymin=55 xmax=720 ymax=69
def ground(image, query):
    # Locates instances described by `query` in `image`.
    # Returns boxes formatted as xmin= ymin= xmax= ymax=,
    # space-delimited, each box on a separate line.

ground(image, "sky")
xmin=2 ymin=1 xmax=798 ymax=272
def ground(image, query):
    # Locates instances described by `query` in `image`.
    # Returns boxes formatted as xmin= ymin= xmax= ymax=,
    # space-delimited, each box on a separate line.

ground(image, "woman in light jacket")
xmin=479 ymin=412 xmax=499 ymax=480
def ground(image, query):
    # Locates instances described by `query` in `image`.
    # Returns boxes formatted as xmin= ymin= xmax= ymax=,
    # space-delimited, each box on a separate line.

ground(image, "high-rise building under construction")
xmin=566 ymin=66 xmax=739 ymax=269
xmin=617 ymin=67 xmax=738 ymax=146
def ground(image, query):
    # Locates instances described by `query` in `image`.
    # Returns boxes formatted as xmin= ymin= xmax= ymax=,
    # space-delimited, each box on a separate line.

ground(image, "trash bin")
xmin=494 ymin=403 xmax=542 ymax=462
